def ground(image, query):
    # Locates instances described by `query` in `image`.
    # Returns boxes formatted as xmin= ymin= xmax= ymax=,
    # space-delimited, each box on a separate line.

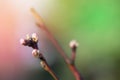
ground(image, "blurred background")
xmin=0 ymin=0 xmax=120 ymax=80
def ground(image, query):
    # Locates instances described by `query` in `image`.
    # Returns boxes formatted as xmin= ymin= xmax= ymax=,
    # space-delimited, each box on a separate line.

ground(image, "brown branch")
xmin=36 ymin=22 xmax=70 ymax=64
xmin=69 ymin=65 xmax=81 ymax=80
xmin=39 ymin=54 xmax=59 ymax=80
xmin=70 ymin=40 xmax=78 ymax=65
xmin=31 ymin=8 xmax=70 ymax=63
xmin=36 ymin=52 xmax=59 ymax=80
xmin=30 ymin=8 xmax=82 ymax=80
xmin=71 ymin=49 xmax=76 ymax=65
xmin=20 ymin=34 xmax=59 ymax=80
xmin=40 ymin=60 xmax=59 ymax=80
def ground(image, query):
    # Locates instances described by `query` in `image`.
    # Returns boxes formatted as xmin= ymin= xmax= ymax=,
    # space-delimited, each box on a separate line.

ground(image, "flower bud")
xmin=26 ymin=34 xmax=30 ymax=40
xmin=32 ymin=49 xmax=39 ymax=57
xmin=20 ymin=38 xmax=26 ymax=45
xmin=69 ymin=40 xmax=79 ymax=49
xmin=32 ymin=33 xmax=38 ymax=42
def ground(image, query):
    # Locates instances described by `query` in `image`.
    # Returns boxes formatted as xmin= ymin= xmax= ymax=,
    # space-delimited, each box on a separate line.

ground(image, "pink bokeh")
xmin=0 ymin=1 xmax=56 ymax=80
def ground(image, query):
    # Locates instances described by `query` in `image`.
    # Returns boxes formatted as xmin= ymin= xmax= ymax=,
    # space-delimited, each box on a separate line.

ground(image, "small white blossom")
xmin=26 ymin=34 xmax=30 ymax=40
xmin=32 ymin=33 xmax=38 ymax=42
xmin=69 ymin=40 xmax=79 ymax=48
xmin=32 ymin=49 xmax=39 ymax=57
xmin=20 ymin=38 xmax=25 ymax=45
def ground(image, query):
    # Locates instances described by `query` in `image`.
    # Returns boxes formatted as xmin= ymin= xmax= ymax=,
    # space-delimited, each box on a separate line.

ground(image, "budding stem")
xmin=20 ymin=34 xmax=59 ymax=80
xmin=30 ymin=8 xmax=82 ymax=80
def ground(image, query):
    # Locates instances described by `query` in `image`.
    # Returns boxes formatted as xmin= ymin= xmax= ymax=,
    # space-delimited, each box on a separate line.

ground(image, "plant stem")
xmin=71 ymin=48 xmax=76 ymax=65
xmin=69 ymin=64 xmax=81 ymax=80
xmin=40 ymin=60 xmax=59 ymax=80
xmin=38 ymin=49 xmax=59 ymax=80
xmin=30 ymin=8 xmax=82 ymax=80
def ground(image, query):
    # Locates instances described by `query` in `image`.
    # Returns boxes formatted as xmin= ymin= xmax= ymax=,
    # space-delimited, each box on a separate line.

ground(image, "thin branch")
xmin=37 ymin=23 xmax=70 ymax=63
xmin=69 ymin=65 xmax=81 ymax=80
xmin=39 ymin=54 xmax=59 ymax=80
xmin=40 ymin=60 xmax=59 ymax=80
xmin=20 ymin=34 xmax=59 ymax=80
xmin=69 ymin=40 xmax=78 ymax=65
xmin=71 ymin=49 xmax=76 ymax=65
xmin=30 ymin=8 xmax=82 ymax=80
xmin=30 ymin=8 xmax=70 ymax=64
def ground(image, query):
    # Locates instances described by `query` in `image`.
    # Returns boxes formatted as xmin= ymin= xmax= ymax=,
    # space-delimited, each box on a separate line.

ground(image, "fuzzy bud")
xmin=32 ymin=33 xmax=38 ymax=42
xmin=26 ymin=34 xmax=30 ymax=40
xmin=20 ymin=38 xmax=26 ymax=45
xmin=32 ymin=49 xmax=39 ymax=57
xmin=69 ymin=40 xmax=79 ymax=49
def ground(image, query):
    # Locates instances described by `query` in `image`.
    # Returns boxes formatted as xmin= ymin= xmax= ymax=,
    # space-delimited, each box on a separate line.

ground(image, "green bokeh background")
xmin=28 ymin=0 xmax=120 ymax=80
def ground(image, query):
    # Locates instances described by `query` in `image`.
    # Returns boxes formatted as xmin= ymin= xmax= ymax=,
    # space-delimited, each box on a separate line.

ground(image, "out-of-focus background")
xmin=0 ymin=0 xmax=120 ymax=80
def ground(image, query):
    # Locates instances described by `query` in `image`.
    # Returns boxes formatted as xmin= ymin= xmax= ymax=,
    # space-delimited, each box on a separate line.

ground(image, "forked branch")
xmin=30 ymin=8 xmax=82 ymax=80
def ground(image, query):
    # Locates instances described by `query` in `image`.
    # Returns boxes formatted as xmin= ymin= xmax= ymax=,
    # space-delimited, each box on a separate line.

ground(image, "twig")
xmin=69 ymin=40 xmax=79 ymax=65
xmin=30 ymin=8 xmax=82 ymax=80
xmin=40 ymin=60 xmax=59 ymax=80
xmin=20 ymin=33 xmax=59 ymax=80
xmin=38 ymin=53 xmax=59 ymax=80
